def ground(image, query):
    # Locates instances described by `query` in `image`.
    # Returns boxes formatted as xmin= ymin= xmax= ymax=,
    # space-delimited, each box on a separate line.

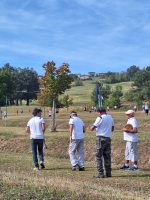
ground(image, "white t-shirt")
xmin=93 ymin=114 xmax=114 ymax=138
xmin=69 ymin=116 xmax=84 ymax=139
xmin=123 ymin=117 xmax=138 ymax=142
xmin=27 ymin=116 xmax=45 ymax=139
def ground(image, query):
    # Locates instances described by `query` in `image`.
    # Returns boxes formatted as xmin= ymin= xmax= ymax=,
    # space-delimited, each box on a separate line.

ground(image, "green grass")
xmin=0 ymin=108 xmax=150 ymax=199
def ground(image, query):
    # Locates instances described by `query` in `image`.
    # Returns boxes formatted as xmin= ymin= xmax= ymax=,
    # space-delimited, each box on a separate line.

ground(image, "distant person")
xmin=48 ymin=109 xmax=52 ymax=117
xmin=20 ymin=109 xmax=23 ymax=114
xmin=144 ymin=103 xmax=149 ymax=115
xmin=90 ymin=108 xmax=114 ymax=178
xmin=26 ymin=108 xmax=46 ymax=171
xmin=114 ymin=105 xmax=117 ymax=110
xmin=120 ymin=110 xmax=139 ymax=171
xmin=142 ymin=104 xmax=145 ymax=112
xmin=69 ymin=111 xmax=85 ymax=171
xmin=133 ymin=105 xmax=137 ymax=112
xmin=107 ymin=105 xmax=110 ymax=112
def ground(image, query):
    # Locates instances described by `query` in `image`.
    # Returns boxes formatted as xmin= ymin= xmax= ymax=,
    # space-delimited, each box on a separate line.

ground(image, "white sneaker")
xmin=33 ymin=167 xmax=39 ymax=171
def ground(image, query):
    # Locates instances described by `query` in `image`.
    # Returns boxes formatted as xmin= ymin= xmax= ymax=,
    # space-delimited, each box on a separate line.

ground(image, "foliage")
xmin=91 ymin=84 xmax=111 ymax=107
xmin=38 ymin=61 xmax=73 ymax=106
xmin=74 ymin=78 xmax=83 ymax=86
xmin=0 ymin=63 xmax=39 ymax=106
xmin=60 ymin=94 xmax=73 ymax=110
xmin=109 ymin=85 xmax=123 ymax=108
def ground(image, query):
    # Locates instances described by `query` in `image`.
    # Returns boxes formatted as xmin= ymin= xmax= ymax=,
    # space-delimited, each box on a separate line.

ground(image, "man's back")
xmin=27 ymin=116 xmax=45 ymax=139
xmin=69 ymin=116 xmax=84 ymax=139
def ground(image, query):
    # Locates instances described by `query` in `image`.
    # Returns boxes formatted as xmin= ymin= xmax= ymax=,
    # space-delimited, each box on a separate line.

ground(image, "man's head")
xmin=125 ymin=109 xmax=134 ymax=118
xmin=97 ymin=107 xmax=106 ymax=114
xmin=32 ymin=108 xmax=42 ymax=117
xmin=70 ymin=111 xmax=77 ymax=118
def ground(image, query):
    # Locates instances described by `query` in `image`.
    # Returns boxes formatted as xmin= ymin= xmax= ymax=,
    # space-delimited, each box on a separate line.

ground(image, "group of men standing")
xmin=26 ymin=107 xmax=139 ymax=178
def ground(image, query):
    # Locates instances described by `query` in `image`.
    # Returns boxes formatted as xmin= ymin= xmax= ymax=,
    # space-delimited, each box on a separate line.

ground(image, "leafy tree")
xmin=60 ymin=94 xmax=73 ymax=111
xmin=15 ymin=68 xmax=39 ymax=105
xmin=0 ymin=66 xmax=15 ymax=106
xmin=109 ymin=85 xmax=123 ymax=108
xmin=127 ymin=65 xmax=140 ymax=80
xmin=38 ymin=61 xmax=73 ymax=131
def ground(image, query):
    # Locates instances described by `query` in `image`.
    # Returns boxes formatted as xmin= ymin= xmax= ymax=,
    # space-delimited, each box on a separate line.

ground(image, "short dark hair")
xmin=97 ymin=107 xmax=106 ymax=113
xmin=70 ymin=111 xmax=77 ymax=117
xmin=32 ymin=108 xmax=42 ymax=116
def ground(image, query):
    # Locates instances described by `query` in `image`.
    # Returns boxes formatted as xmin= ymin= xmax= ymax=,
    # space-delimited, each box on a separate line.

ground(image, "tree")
xmin=15 ymin=68 xmax=39 ymax=105
xmin=109 ymin=85 xmax=123 ymax=108
xmin=60 ymin=94 xmax=73 ymax=111
xmin=127 ymin=65 xmax=140 ymax=80
xmin=38 ymin=61 xmax=73 ymax=131
xmin=91 ymin=84 xmax=111 ymax=107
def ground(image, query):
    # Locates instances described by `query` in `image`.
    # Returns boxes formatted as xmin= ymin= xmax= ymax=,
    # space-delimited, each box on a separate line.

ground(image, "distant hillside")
xmin=62 ymin=80 xmax=133 ymax=105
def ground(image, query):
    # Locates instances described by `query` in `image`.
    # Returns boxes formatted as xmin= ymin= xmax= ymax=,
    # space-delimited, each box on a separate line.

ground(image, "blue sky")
xmin=0 ymin=0 xmax=150 ymax=75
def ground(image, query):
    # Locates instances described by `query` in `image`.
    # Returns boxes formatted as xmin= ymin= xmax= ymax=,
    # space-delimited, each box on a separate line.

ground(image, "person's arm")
xmin=90 ymin=125 xmax=96 ymax=131
xmin=112 ymin=126 xmax=114 ymax=132
xmin=123 ymin=127 xmax=138 ymax=134
xmin=42 ymin=123 xmax=46 ymax=134
xmin=69 ymin=124 xmax=73 ymax=143
xmin=26 ymin=126 xmax=30 ymax=134
xmin=83 ymin=126 xmax=85 ymax=133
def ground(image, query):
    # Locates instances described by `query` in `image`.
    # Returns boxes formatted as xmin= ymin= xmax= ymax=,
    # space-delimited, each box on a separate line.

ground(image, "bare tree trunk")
xmin=50 ymin=99 xmax=56 ymax=132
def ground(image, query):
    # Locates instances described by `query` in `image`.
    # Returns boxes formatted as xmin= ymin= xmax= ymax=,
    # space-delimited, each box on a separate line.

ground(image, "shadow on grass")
xmin=113 ymin=173 xmax=150 ymax=178
xmin=44 ymin=166 xmax=95 ymax=171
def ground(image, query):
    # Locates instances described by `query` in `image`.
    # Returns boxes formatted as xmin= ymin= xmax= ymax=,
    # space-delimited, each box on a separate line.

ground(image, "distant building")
xmin=80 ymin=75 xmax=92 ymax=80
xmin=88 ymin=72 xmax=95 ymax=77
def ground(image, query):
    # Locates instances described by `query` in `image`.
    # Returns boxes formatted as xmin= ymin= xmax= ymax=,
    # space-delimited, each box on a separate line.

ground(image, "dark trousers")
xmin=96 ymin=136 xmax=111 ymax=176
xmin=31 ymin=139 xmax=44 ymax=168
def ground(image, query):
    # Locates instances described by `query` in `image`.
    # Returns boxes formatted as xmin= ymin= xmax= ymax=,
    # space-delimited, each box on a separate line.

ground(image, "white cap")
xmin=125 ymin=110 xmax=134 ymax=115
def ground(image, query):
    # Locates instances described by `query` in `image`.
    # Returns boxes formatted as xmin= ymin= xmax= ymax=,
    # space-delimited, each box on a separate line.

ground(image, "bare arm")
xmin=42 ymin=123 xmax=46 ymax=134
xmin=122 ymin=127 xmax=138 ymax=133
xmin=26 ymin=126 xmax=30 ymax=134
xmin=112 ymin=126 xmax=114 ymax=132
xmin=90 ymin=125 xmax=96 ymax=131
xmin=69 ymin=124 xmax=73 ymax=143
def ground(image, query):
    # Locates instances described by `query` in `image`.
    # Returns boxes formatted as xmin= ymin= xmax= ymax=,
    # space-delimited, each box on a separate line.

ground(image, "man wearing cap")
xmin=26 ymin=108 xmax=46 ymax=171
xmin=120 ymin=110 xmax=139 ymax=171
xmin=90 ymin=108 xmax=114 ymax=178
xmin=69 ymin=111 xmax=85 ymax=171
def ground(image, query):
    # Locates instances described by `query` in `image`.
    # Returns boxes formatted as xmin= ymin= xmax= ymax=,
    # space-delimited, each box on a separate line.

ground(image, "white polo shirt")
xmin=93 ymin=114 xmax=114 ymax=138
xmin=123 ymin=117 xmax=138 ymax=142
xmin=27 ymin=116 xmax=45 ymax=139
xmin=69 ymin=116 xmax=84 ymax=139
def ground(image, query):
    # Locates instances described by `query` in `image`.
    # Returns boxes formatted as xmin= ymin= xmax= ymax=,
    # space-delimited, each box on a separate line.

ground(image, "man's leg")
xmin=95 ymin=137 xmax=104 ymax=177
xmin=31 ymin=139 xmax=39 ymax=168
xmin=38 ymin=139 xmax=45 ymax=169
xmin=69 ymin=140 xmax=78 ymax=169
xmin=103 ymin=138 xmax=111 ymax=177
xmin=77 ymin=139 xmax=85 ymax=170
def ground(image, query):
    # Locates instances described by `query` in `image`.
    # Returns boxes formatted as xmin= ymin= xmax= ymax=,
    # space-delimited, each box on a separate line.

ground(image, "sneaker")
xmin=40 ymin=162 xmax=45 ymax=169
xmin=72 ymin=164 xmax=78 ymax=171
xmin=33 ymin=167 xmax=39 ymax=171
xmin=120 ymin=164 xmax=129 ymax=169
xmin=79 ymin=167 xmax=85 ymax=171
xmin=129 ymin=166 xmax=139 ymax=171
xmin=93 ymin=174 xmax=105 ymax=178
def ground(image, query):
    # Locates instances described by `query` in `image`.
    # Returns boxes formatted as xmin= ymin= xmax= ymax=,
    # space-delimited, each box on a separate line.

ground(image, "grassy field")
xmin=0 ymin=107 xmax=150 ymax=200
xmin=63 ymin=80 xmax=133 ymax=105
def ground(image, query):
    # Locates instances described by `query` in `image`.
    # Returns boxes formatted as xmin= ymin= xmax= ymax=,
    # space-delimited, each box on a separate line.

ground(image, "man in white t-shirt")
xmin=90 ymin=108 xmax=114 ymax=178
xmin=69 ymin=111 xmax=85 ymax=171
xmin=120 ymin=110 xmax=139 ymax=171
xmin=26 ymin=108 xmax=46 ymax=171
